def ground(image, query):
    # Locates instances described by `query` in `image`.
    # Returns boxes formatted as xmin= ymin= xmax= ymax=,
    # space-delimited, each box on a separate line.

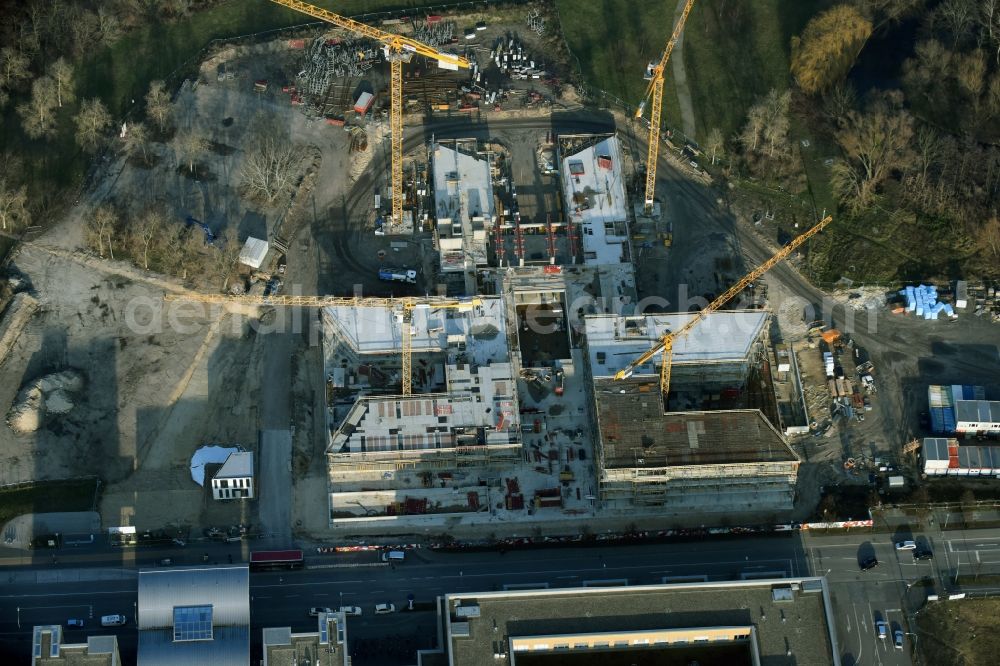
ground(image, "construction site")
xmin=4 ymin=0 xmax=1000 ymax=551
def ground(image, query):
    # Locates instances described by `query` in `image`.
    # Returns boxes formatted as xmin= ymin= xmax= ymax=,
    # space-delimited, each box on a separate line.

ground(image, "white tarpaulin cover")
xmin=239 ymin=237 xmax=269 ymax=269
xmin=190 ymin=445 xmax=242 ymax=486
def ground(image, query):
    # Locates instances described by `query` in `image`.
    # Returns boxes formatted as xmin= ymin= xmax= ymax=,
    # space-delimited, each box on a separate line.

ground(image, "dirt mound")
xmin=7 ymin=370 xmax=85 ymax=434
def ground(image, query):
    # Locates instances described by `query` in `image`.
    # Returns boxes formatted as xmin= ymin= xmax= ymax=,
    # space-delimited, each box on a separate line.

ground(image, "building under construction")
xmin=322 ymin=296 xmax=525 ymax=523
xmin=584 ymin=311 xmax=799 ymax=513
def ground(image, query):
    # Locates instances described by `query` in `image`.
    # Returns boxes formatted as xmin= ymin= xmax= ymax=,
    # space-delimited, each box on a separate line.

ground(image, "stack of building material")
xmin=823 ymin=351 xmax=834 ymax=378
xmin=412 ymin=18 xmax=455 ymax=46
xmin=299 ymin=37 xmax=380 ymax=98
xmin=900 ymin=284 xmax=957 ymax=320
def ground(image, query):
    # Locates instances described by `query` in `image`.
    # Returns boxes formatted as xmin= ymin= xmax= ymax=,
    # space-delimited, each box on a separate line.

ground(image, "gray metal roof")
xmin=955 ymin=400 xmax=1000 ymax=424
xmin=138 ymin=566 xmax=249 ymax=629
xmin=215 ymin=451 xmax=253 ymax=479
xmin=138 ymin=625 xmax=249 ymax=666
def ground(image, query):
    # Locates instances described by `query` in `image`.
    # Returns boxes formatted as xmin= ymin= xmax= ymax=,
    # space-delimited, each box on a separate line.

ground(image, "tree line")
xmin=719 ymin=0 xmax=1000 ymax=270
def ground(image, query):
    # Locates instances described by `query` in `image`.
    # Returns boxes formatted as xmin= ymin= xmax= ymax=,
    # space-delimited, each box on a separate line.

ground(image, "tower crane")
xmin=164 ymin=292 xmax=480 ymax=396
xmin=636 ymin=0 xmax=696 ymax=212
xmin=268 ymin=0 xmax=470 ymax=229
xmin=613 ymin=215 xmax=834 ymax=403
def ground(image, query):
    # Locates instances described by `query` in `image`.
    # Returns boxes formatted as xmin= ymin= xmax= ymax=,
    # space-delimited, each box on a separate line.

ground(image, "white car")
xmin=339 ymin=606 xmax=362 ymax=616
xmin=308 ymin=607 xmax=333 ymax=617
xmin=374 ymin=603 xmax=396 ymax=615
xmin=875 ymin=620 xmax=888 ymax=639
xmin=895 ymin=540 xmax=917 ymax=551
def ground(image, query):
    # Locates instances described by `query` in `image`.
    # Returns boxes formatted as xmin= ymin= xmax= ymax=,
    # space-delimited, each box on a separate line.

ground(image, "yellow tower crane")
xmin=636 ymin=0 xmax=696 ymax=212
xmin=268 ymin=0 xmax=470 ymax=228
xmin=164 ymin=292 xmax=481 ymax=396
xmin=614 ymin=215 xmax=834 ymax=402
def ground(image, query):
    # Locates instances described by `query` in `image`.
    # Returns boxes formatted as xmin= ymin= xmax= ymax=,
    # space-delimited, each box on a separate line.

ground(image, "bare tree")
xmin=16 ymin=75 xmax=59 ymax=139
xmin=132 ymin=207 xmax=167 ymax=270
xmin=832 ymin=91 xmax=915 ymax=212
xmin=175 ymin=129 xmax=208 ymax=174
xmin=123 ymin=121 xmax=150 ymax=162
xmin=212 ymin=226 xmax=241 ymax=291
xmin=48 ymin=57 xmax=74 ymax=108
xmin=145 ymin=80 xmax=172 ymax=133
xmin=983 ymin=0 xmax=1000 ymax=64
xmin=914 ymin=125 xmax=942 ymax=185
xmin=95 ymin=6 xmax=122 ymax=46
xmin=762 ymin=90 xmax=791 ymax=157
xmin=703 ymin=127 xmax=724 ymax=165
xmin=240 ymin=135 xmax=301 ymax=202
xmin=74 ymin=98 xmax=112 ymax=153
xmin=739 ymin=89 xmax=791 ymax=159
xmin=739 ymin=104 xmax=767 ymax=153
xmin=935 ymin=0 xmax=976 ymax=47
xmin=0 ymin=177 xmax=29 ymax=232
xmin=87 ymin=205 xmax=119 ymax=259
xmin=823 ymin=81 xmax=858 ymax=125
xmin=0 ymin=46 xmax=31 ymax=89
xmin=989 ymin=71 xmax=1000 ymax=113
xmin=979 ymin=216 xmax=1000 ymax=258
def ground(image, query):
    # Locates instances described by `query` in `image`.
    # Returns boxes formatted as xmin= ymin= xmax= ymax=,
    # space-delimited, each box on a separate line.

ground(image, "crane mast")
xmin=268 ymin=0 xmax=470 ymax=228
xmin=636 ymin=0 xmax=696 ymax=212
xmin=614 ymin=215 xmax=834 ymax=401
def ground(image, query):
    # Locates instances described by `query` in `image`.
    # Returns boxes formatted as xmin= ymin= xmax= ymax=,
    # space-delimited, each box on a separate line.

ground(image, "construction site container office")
xmin=354 ymin=91 xmax=374 ymax=115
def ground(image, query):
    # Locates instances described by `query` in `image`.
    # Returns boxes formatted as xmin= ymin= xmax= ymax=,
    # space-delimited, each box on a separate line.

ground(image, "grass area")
xmin=554 ymin=0 xmax=682 ymax=130
xmin=0 ymin=478 xmax=100 ymax=530
xmin=917 ymin=598 xmax=1000 ymax=666
xmin=682 ymin=0 xmax=832 ymax=141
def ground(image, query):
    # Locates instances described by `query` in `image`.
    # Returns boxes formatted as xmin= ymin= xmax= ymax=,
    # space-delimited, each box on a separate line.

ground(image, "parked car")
xmin=894 ymin=629 xmax=905 ymax=649
xmin=895 ymin=540 xmax=917 ymax=551
xmin=860 ymin=556 xmax=879 ymax=571
xmin=308 ymin=607 xmax=333 ymax=617
xmin=100 ymin=614 xmax=127 ymax=627
xmin=66 ymin=619 xmax=84 ymax=628
xmin=339 ymin=606 xmax=362 ymax=616
xmin=914 ymin=548 xmax=934 ymax=561
xmin=374 ymin=603 xmax=395 ymax=615
xmin=875 ymin=620 xmax=888 ymax=639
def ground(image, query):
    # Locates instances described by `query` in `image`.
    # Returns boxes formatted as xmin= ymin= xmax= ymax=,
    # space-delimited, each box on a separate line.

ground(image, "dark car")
xmin=914 ymin=549 xmax=934 ymax=561
xmin=860 ymin=556 xmax=879 ymax=571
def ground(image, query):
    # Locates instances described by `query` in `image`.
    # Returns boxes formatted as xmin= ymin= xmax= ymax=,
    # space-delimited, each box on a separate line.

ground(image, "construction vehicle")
xmin=635 ymin=0 xmax=696 ymax=212
xmin=614 ymin=215 xmax=834 ymax=403
xmin=378 ymin=267 xmax=417 ymax=284
xmin=268 ymin=0 xmax=470 ymax=229
xmin=165 ymin=292 xmax=480 ymax=396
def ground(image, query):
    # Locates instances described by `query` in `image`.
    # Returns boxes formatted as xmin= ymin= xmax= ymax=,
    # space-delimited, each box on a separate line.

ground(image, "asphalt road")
xmin=7 ymin=528 xmax=1000 ymax=665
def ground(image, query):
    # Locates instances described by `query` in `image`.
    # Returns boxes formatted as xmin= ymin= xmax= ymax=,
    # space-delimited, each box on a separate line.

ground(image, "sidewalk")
xmin=2 ymin=567 xmax=136 ymax=586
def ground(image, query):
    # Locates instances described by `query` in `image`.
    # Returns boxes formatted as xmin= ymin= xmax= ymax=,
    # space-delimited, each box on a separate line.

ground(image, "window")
xmin=173 ymin=605 xmax=213 ymax=642
xmin=220 ymin=480 xmax=229 ymax=488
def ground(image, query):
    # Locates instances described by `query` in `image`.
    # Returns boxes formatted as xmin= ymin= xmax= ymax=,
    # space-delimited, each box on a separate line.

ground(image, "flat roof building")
xmin=585 ymin=311 xmax=769 ymax=388
xmin=424 ymin=579 xmax=840 ymax=666
xmin=433 ymin=140 xmax=494 ymax=273
xmin=559 ymin=135 xmax=630 ymax=266
xmin=263 ymin=612 xmax=348 ymax=666
xmin=592 ymin=380 xmax=799 ymax=511
xmin=137 ymin=565 xmax=249 ymax=666
xmin=31 ymin=626 xmax=120 ymax=666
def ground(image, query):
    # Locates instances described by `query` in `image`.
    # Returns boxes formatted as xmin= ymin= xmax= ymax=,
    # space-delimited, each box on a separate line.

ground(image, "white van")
xmin=382 ymin=550 xmax=405 ymax=562
xmin=100 ymin=614 xmax=127 ymax=627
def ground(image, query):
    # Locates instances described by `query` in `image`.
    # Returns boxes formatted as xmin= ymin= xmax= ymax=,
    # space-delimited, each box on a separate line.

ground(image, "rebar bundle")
xmin=412 ymin=19 xmax=455 ymax=47
xmin=298 ymin=37 xmax=382 ymax=97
